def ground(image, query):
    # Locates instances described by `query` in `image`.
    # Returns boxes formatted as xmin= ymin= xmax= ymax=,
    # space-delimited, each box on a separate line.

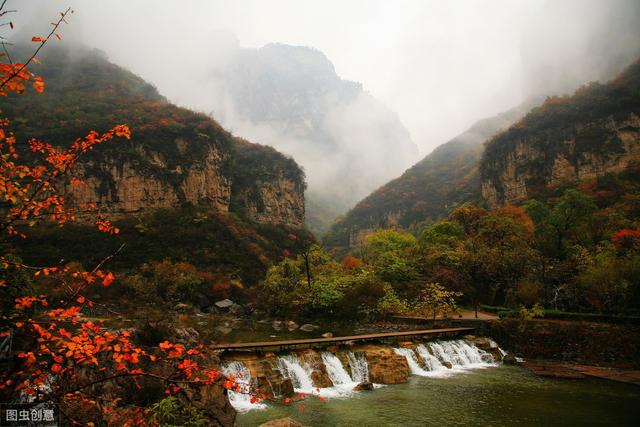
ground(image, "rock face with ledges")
xmin=481 ymin=58 xmax=640 ymax=207
xmin=0 ymin=44 xmax=306 ymax=229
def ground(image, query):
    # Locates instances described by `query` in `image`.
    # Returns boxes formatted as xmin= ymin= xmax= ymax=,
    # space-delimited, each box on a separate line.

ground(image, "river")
xmin=237 ymin=365 xmax=640 ymax=426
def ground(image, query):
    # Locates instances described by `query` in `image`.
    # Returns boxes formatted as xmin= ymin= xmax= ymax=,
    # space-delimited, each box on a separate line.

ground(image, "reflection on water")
xmin=237 ymin=365 xmax=640 ymax=427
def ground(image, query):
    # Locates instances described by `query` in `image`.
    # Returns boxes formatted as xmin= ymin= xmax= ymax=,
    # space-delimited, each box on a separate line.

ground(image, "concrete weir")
xmin=219 ymin=334 xmax=504 ymax=412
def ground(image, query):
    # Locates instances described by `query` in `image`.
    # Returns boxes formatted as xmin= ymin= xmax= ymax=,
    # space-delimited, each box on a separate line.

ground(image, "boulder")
xmin=285 ymin=321 xmax=299 ymax=331
xmin=442 ymin=361 xmax=453 ymax=369
xmin=182 ymin=375 xmax=236 ymax=426
xmin=353 ymin=381 xmax=374 ymax=391
xmin=193 ymin=292 xmax=212 ymax=310
xmin=321 ymin=332 xmax=333 ymax=338
xmin=260 ymin=418 xmax=303 ymax=427
xmin=398 ymin=341 xmax=413 ymax=348
xmin=215 ymin=299 xmax=234 ymax=309
xmin=310 ymin=370 xmax=334 ymax=388
xmin=299 ymin=324 xmax=318 ymax=332
xmin=503 ymin=353 xmax=518 ymax=365
xmin=272 ymin=320 xmax=283 ymax=331
xmin=360 ymin=346 xmax=410 ymax=384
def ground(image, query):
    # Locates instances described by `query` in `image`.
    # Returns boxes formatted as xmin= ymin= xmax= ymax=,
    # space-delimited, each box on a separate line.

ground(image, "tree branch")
xmin=0 ymin=7 xmax=72 ymax=91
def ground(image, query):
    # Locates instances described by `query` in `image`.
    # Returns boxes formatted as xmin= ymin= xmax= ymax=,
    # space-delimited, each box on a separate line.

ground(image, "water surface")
xmin=237 ymin=365 xmax=640 ymax=426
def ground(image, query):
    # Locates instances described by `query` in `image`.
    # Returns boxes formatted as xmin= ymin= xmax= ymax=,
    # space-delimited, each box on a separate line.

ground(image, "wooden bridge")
xmin=212 ymin=327 xmax=475 ymax=352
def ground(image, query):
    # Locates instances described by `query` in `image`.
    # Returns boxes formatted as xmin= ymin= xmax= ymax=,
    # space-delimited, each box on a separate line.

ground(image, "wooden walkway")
xmin=212 ymin=327 xmax=475 ymax=352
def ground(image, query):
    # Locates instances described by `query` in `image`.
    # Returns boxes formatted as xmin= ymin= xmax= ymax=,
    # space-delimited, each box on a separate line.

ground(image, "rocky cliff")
xmin=481 ymin=58 xmax=640 ymax=207
xmin=1 ymin=45 xmax=305 ymax=228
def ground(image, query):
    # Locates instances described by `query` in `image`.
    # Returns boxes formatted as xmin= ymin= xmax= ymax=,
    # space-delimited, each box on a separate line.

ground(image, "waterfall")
xmin=321 ymin=352 xmax=353 ymax=385
xmin=415 ymin=344 xmax=446 ymax=372
xmin=277 ymin=354 xmax=315 ymax=392
xmin=348 ymin=352 xmax=370 ymax=383
xmin=428 ymin=340 xmax=495 ymax=369
xmin=221 ymin=361 xmax=267 ymax=412
xmin=393 ymin=347 xmax=431 ymax=376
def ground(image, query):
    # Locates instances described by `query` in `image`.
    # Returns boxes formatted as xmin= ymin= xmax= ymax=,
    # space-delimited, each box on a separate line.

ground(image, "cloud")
xmin=9 ymin=0 xmax=640 ymax=160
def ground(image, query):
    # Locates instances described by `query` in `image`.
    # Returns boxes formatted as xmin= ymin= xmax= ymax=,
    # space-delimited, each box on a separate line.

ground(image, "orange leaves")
xmin=31 ymin=37 xmax=46 ymax=43
xmin=96 ymin=216 xmax=120 ymax=235
xmin=159 ymin=341 xmax=185 ymax=358
xmin=101 ymin=271 xmax=116 ymax=287
xmin=0 ymin=122 xmax=132 ymax=236
xmin=33 ymin=77 xmax=45 ymax=93
xmin=177 ymin=359 xmax=199 ymax=379
xmin=15 ymin=296 xmax=47 ymax=309
xmin=17 ymin=352 xmax=36 ymax=366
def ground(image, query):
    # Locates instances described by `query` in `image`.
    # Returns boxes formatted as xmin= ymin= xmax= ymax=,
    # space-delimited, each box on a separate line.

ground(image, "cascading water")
xmin=276 ymin=354 xmax=315 ymax=392
xmin=393 ymin=347 xmax=431 ymax=376
xmin=229 ymin=339 xmax=501 ymax=412
xmin=396 ymin=340 xmax=497 ymax=378
xmin=348 ymin=352 xmax=370 ymax=383
xmin=415 ymin=344 xmax=446 ymax=372
xmin=221 ymin=361 xmax=267 ymax=412
xmin=321 ymin=352 xmax=353 ymax=386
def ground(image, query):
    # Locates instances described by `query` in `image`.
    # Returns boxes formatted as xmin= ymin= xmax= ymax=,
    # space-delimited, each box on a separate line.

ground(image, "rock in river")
xmin=215 ymin=299 xmax=234 ymax=309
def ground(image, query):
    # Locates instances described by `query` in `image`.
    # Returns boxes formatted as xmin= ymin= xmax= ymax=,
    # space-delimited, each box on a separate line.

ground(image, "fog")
xmin=8 ymin=0 xmax=640 ymax=231
xmin=11 ymin=0 xmax=640 ymax=152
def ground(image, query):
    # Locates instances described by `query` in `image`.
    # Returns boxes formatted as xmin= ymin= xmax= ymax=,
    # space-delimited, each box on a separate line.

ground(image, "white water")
xmin=393 ymin=347 xmax=431 ymax=376
xmin=395 ymin=340 xmax=497 ymax=378
xmin=221 ymin=361 xmax=267 ymax=412
xmin=416 ymin=344 xmax=446 ymax=372
xmin=234 ymin=339 xmax=499 ymax=412
xmin=348 ymin=352 xmax=370 ymax=383
xmin=277 ymin=354 xmax=315 ymax=392
xmin=321 ymin=352 xmax=353 ymax=385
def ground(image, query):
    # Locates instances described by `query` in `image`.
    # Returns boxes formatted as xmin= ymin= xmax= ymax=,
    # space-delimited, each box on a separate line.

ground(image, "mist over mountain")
xmin=323 ymin=97 xmax=542 ymax=253
xmin=184 ymin=41 xmax=418 ymax=235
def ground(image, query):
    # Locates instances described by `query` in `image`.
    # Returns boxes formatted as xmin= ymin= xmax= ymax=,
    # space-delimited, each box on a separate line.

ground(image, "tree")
xmin=414 ymin=282 xmax=462 ymax=320
xmin=0 ymin=7 xmax=252 ymax=424
xmin=460 ymin=212 xmax=536 ymax=316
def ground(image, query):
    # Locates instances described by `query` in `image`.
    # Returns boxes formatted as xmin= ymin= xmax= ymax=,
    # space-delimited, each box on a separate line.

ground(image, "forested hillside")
xmin=482 ymin=58 xmax=640 ymax=206
xmin=0 ymin=44 xmax=310 ymax=286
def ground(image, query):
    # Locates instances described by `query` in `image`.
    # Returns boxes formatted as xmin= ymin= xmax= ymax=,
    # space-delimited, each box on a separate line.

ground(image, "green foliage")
xmin=0 ymin=254 xmax=35 ymax=317
xmin=11 ymin=206 xmax=309 ymax=288
xmin=147 ymin=397 xmax=209 ymax=427
xmin=518 ymin=303 xmax=545 ymax=321
xmin=414 ymin=282 xmax=462 ymax=320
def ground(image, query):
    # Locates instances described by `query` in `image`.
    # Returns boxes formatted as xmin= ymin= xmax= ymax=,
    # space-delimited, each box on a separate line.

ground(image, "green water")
xmin=237 ymin=365 xmax=640 ymax=426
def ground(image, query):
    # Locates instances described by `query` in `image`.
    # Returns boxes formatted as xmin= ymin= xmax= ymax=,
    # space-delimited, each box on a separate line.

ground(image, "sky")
xmin=11 ymin=0 xmax=640 ymax=156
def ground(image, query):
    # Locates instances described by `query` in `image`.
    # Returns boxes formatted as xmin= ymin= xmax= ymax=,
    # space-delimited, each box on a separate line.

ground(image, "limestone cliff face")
xmin=0 ymin=44 xmax=306 ymax=229
xmin=67 ymin=142 xmax=231 ymax=216
xmin=232 ymin=175 xmax=305 ymax=228
xmin=65 ymin=136 xmax=305 ymax=228
xmin=481 ymin=60 xmax=640 ymax=207
xmin=482 ymin=113 xmax=640 ymax=208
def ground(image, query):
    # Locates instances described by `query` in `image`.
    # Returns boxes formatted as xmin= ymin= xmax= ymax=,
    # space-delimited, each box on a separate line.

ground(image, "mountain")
xmin=324 ymin=99 xmax=540 ymax=252
xmin=191 ymin=42 xmax=419 ymax=235
xmin=481 ymin=58 xmax=640 ymax=207
xmin=0 ymin=45 xmax=308 ymax=284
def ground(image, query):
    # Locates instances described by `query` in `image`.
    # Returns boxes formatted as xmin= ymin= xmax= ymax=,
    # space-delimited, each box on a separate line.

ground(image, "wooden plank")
xmin=212 ymin=327 xmax=475 ymax=351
